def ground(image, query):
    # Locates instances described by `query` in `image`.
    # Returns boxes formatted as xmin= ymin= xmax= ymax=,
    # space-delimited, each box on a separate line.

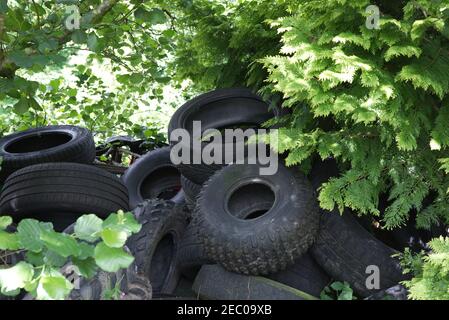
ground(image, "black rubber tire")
xmin=0 ymin=163 xmax=129 ymax=231
xmin=168 ymin=88 xmax=275 ymax=184
xmin=192 ymin=265 xmax=318 ymax=300
xmin=180 ymin=175 xmax=202 ymax=210
xmin=268 ymin=252 xmax=330 ymax=297
xmin=194 ymin=162 xmax=320 ymax=275
xmin=308 ymin=160 xmax=406 ymax=298
xmin=177 ymin=222 xmax=214 ymax=280
xmin=311 ymin=209 xmax=406 ymax=297
xmin=122 ymin=147 xmax=181 ymax=209
xmin=127 ymin=199 xmax=188 ymax=294
xmin=0 ymin=125 xmax=95 ymax=182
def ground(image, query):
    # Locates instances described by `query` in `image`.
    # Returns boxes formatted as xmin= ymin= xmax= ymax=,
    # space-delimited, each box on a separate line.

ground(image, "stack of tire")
xmin=124 ymin=88 xmax=407 ymax=300
xmin=0 ymin=125 xmax=130 ymax=231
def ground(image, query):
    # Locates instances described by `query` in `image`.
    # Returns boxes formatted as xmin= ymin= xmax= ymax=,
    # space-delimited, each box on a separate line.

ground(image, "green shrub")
xmin=0 ymin=212 xmax=141 ymax=300
xmin=261 ymin=0 xmax=449 ymax=229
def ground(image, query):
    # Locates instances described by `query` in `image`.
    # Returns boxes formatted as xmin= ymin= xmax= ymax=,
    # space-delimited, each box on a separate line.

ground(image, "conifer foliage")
xmin=262 ymin=0 xmax=449 ymax=230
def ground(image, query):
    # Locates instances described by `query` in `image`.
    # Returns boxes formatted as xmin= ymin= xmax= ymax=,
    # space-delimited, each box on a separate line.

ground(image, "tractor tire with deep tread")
xmin=127 ymin=199 xmax=188 ymax=294
xmin=181 ymin=175 xmax=202 ymax=210
xmin=194 ymin=162 xmax=320 ymax=276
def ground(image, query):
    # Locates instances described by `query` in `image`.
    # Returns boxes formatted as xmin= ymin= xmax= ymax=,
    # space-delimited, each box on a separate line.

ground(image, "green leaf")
xmin=87 ymin=33 xmax=99 ymax=51
xmin=36 ymin=271 xmax=73 ymax=300
xmin=40 ymin=230 xmax=81 ymax=258
xmin=0 ymin=0 xmax=8 ymax=14
xmin=100 ymin=228 xmax=128 ymax=248
xmin=134 ymin=8 xmax=167 ymax=25
xmin=0 ymin=216 xmax=12 ymax=230
xmin=0 ymin=231 xmax=21 ymax=250
xmin=71 ymin=30 xmax=87 ymax=44
xmin=44 ymin=250 xmax=67 ymax=268
xmin=78 ymin=242 xmax=95 ymax=260
xmin=17 ymin=219 xmax=53 ymax=252
xmin=0 ymin=262 xmax=34 ymax=292
xmin=13 ymin=97 xmax=29 ymax=114
xmin=25 ymin=251 xmax=45 ymax=266
xmin=72 ymin=257 xmax=97 ymax=279
xmin=102 ymin=211 xmax=141 ymax=236
xmin=74 ymin=214 xmax=103 ymax=242
xmin=94 ymin=242 xmax=134 ymax=273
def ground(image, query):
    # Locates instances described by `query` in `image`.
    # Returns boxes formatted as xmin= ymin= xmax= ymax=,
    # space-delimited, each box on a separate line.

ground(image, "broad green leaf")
xmin=0 ymin=262 xmax=34 ymax=292
xmin=0 ymin=231 xmax=21 ymax=250
xmin=94 ymin=242 xmax=134 ymax=273
xmin=74 ymin=214 xmax=103 ymax=242
xmin=36 ymin=271 xmax=73 ymax=300
xmin=13 ymin=97 xmax=29 ymax=114
xmin=87 ymin=33 xmax=99 ymax=51
xmin=40 ymin=230 xmax=81 ymax=258
xmin=17 ymin=219 xmax=53 ymax=252
xmin=25 ymin=251 xmax=45 ymax=266
xmin=71 ymin=30 xmax=87 ymax=44
xmin=134 ymin=8 xmax=167 ymax=25
xmin=44 ymin=250 xmax=67 ymax=268
xmin=102 ymin=211 xmax=141 ymax=236
xmin=72 ymin=257 xmax=97 ymax=279
xmin=101 ymin=228 xmax=127 ymax=248
xmin=78 ymin=242 xmax=95 ymax=260
xmin=0 ymin=216 xmax=12 ymax=230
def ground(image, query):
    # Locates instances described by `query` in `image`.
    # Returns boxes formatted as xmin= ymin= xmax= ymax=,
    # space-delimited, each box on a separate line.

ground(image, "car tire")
xmin=194 ymin=162 xmax=320 ymax=275
xmin=268 ymin=253 xmax=330 ymax=297
xmin=0 ymin=163 xmax=129 ymax=231
xmin=127 ymin=199 xmax=188 ymax=294
xmin=0 ymin=125 xmax=95 ymax=182
xmin=168 ymin=88 xmax=275 ymax=184
xmin=308 ymin=160 xmax=406 ymax=297
xmin=192 ymin=265 xmax=318 ymax=300
xmin=122 ymin=147 xmax=181 ymax=209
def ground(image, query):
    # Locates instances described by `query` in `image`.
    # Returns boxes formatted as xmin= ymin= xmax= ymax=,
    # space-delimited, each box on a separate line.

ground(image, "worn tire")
xmin=268 ymin=253 xmax=330 ymax=297
xmin=309 ymin=160 xmax=406 ymax=297
xmin=180 ymin=175 xmax=202 ymax=210
xmin=177 ymin=222 xmax=213 ymax=280
xmin=127 ymin=199 xmax=188 ymax=294
xmin=0 ymin=163 xmax=129 ymax=231
xmin=311 ymin=209 xmax=406 ymax=297
xmin=192 ymin=265 xmax=317 ymax=300
xmin=168 ymin=88 xmax=275 ymax=184
xmin=194 ymin=162 xmax=320 ymax=275
xmin=0 ymin=125 xmax=95 ymax=182
xmin=122 ymin=147 xmax=181 ymax=209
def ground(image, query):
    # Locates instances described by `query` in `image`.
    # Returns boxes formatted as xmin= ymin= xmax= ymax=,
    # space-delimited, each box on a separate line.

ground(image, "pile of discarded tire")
xmin=0 ymin=88 xmax=413 ymax=300
xmin=122 ymin=89 xmax=409 ymax=300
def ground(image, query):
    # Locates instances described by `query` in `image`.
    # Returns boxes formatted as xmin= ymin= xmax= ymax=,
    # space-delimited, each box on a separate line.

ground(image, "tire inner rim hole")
xmin=140 ymin=167 xmax=181 ymax=200
xmin=150 ymin=234 xmax=175 ymax=292
xmin=5 ymin=132 xmax=72 ymax=153
xmin=227 ymin=183 xmax=275 ymax=220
